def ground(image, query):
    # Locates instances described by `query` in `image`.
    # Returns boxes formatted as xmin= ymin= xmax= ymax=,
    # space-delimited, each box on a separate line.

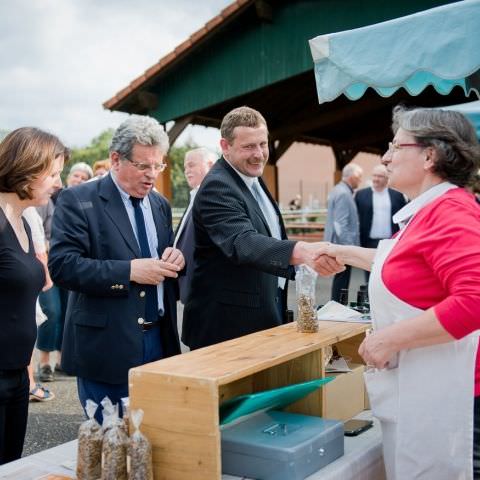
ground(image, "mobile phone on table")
xmin=343 ymin=419 xmax=374 ymax=436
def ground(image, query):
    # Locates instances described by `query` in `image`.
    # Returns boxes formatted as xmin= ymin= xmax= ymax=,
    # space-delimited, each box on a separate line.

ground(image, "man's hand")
xmin=290 ymin=241 xmax=345 ymax=276
xmin=130 ymin=258 xmax=181 ymax=285
xmin=161 ymin=247 xmax=185 ymax=270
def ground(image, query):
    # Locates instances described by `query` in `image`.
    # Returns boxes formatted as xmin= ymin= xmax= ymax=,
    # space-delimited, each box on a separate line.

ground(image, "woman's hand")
xmin=359 ymin=328 xmax=399 ymax=369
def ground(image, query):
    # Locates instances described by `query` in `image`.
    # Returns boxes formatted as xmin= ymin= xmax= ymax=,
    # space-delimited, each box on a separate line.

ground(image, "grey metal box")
xmin=221 ymin=410 xmax=344 ymax=480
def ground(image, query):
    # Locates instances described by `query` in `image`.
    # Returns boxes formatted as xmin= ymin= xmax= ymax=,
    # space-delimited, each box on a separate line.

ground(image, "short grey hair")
xmin=392 ymin=105 xmax=480 ymax=186
xmin=185 ymin=147 xmax=217 ymax=165
xmin=110 ymin=115 xmax=169 ymax=159
xmin=342 ymin=162 xmax=363 ymax=180
xmin=68 ymin=162 xmax=93 ymax=179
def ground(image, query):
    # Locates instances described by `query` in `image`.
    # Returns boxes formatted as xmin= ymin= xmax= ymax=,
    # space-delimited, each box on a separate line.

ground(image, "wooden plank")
xmin=135 ymin=322 xmax=368 ymax=384
xmin=129 ymin=370 xmax=220 ymax=479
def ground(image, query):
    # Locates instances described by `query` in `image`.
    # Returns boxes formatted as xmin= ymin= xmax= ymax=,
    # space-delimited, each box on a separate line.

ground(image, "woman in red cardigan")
xmin=326 ymin=106 xmax=480 ymax=480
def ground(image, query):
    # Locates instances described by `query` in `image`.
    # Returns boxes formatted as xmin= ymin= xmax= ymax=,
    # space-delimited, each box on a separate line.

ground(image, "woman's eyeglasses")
xmin=387 ymin=141 xmax=423 ymax=154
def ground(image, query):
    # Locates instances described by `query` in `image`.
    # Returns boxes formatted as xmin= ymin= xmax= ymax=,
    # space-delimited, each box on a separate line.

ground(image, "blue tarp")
xmin=309 ymin=0 xmax=480 ymax=104
xmin=445 ymin=100 xmax=480 ymax=139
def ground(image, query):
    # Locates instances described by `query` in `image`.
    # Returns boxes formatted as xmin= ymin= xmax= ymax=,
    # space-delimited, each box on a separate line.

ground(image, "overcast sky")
xmin=0 ymin=0 xmax=232 ymax=150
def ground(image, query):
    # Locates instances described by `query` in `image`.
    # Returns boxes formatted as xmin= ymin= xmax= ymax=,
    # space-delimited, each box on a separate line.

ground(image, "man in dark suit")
xmin=182 ymin=106 xmax=343 ymax=350
xmin=174 ymin=147 xmax=216 ymax=305
xmin=355 ymin=164 xmax=407 ymax=279
xmin=49 ymin=116 xmax=184 ymax=419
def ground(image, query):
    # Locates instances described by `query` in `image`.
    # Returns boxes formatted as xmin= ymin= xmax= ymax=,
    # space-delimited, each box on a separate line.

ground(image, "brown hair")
xmin=93 ymin=159 xmax=111 ymax=174
xmin=0 ymin=127 xmax=69 ymax=200
xmin=220 ymin=106 xmax=268 ymax=144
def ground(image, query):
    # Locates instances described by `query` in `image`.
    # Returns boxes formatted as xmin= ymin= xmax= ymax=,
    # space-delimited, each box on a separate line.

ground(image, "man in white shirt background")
xmin=355 ymin=164 xmax=407 ymax=280
xmin=174 ymin=147 xmax=216 ymax=304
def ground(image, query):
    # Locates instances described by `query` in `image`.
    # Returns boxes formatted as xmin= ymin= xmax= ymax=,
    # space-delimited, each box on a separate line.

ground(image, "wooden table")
xmin=129 ymin=321 xmax=369 ymax=479
xmin=0 ymin=413 xmax=385 ymax=480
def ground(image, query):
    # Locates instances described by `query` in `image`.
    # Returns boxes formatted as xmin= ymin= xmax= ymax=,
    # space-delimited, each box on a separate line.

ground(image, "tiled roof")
xmin=103 ymin=0 xmax=252 ymax=111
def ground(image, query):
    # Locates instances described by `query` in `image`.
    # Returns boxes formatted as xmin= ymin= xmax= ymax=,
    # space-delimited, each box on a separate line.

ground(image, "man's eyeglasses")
xmin=124 ymin=158 xmax=167 ymax=172
xmin=387 ymin=141 xmax=423 ymax=154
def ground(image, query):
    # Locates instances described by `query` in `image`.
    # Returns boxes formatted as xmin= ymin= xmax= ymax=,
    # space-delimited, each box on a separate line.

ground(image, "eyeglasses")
xmin=387 ymin=141 xmax=423 ymax=154
xmin=124 ymin=158 xmax=167 ymax=172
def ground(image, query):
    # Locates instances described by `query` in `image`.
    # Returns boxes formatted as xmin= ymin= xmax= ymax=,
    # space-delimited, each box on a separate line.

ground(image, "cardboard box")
xmin=324 ymin=363 xmax=365 ymax=421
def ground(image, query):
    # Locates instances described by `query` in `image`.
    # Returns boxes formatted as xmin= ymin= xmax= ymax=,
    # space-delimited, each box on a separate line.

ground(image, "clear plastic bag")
xmin=101 ymin=398 xmax=128 ymax=480
xmin=295 ymin=264 xmax=318 ymax=332
xmin=127 ymin=409 xmax=153 ymax=480
xmin=76 ymin=399 xmax=102 ymax=480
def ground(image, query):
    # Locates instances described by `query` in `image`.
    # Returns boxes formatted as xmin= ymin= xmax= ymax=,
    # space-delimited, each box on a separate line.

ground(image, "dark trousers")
xmin=331 ymin=265 xmax=352 ymax=302
xmin=77 ymin=327 xmax=163 ymax=424
xmin=0 ymin=368 xmax=29 ymax=465
xmin=474 ymin=396 xmax=480 ymax=478
xmin=363 ymin=238 xmax=381 ymax=282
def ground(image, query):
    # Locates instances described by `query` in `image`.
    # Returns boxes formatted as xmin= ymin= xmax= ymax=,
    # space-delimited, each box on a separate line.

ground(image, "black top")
xmin=0 ymin=208 xmax=45 ymax=370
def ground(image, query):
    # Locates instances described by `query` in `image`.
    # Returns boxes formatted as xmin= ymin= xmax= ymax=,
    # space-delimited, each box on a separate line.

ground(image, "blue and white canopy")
xmin=309 ymin=0 xmax=480 ymax=104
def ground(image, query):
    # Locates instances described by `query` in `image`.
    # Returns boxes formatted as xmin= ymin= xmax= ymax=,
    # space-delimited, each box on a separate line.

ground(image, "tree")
xmin=66 ymin=129 xmax=114 ymax=175
xmin=168 ymin=145 xmax=191 ymax=209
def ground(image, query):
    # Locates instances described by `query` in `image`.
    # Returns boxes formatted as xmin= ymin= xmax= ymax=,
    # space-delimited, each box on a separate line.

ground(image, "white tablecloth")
xmin=0 ymin=412 xmax=385 ymax=480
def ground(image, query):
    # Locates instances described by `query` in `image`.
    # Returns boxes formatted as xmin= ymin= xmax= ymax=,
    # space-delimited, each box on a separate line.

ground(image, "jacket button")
xmin=137 ymin=317 xmax=145 ymax=325
xmin=139 ymin=291 xmax=146 ymax=298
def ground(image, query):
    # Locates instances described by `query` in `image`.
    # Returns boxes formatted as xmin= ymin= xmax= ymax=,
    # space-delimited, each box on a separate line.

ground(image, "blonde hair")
xmin=93 ymin=159 xmax=111 ymax=174
xmin=0 ymin=127 xmax=68 ymax=200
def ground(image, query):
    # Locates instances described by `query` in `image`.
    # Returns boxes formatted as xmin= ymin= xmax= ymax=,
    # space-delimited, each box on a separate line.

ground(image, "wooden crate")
xmin=129 ymin=321 xmax=368 ymax=480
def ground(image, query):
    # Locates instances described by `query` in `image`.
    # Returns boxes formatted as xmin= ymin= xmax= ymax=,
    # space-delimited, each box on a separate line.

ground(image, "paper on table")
xmin=317 ymin=300 xmax=371 ymax=323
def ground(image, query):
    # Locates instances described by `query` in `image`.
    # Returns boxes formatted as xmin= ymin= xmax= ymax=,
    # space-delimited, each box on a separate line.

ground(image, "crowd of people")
xmin=1 ymin=104 xmax=480 ymax=479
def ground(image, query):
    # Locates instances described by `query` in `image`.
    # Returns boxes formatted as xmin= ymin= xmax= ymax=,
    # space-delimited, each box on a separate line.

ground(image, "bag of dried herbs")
xmin=127 ymin=409 xmax=153 ymax=480
xmin=295 ymin=264 xmax=319 ymax=332
xmin=101 ymin=398 xmax=128 ymax=480
xmin=76 ymin=399 xmax=102 ymax=480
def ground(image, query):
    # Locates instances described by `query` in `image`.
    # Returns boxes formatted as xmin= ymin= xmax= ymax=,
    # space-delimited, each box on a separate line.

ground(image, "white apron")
xmin=366 ymin=216 xmax=478 ymax=479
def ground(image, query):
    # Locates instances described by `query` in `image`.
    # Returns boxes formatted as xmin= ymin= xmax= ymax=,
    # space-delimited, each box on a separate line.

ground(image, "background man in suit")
xmin=324 ymin=163 xmax=363 ymax=302
xmin=174 ymin=147 xmax=216 ymax=305
xmin=182 ymin=106 xmax=343 ymax=350
xmin=49 ymin=115 xmax=184 ymax=419
xmin=355 ymin=164 xmax=407 ymax=279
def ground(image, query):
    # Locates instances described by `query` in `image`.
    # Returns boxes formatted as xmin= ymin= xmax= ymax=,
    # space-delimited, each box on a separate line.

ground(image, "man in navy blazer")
xmin=49 ymin=116 xmax=184 ymax=418
xmin=355 ymin=164 xmax=407 ymax=279
xmin=182 ymin=106 xmax=343 ymax=350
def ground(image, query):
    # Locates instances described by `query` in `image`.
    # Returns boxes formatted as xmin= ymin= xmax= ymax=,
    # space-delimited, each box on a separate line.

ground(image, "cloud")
xmin=0 ymin=0 xmax=230 ymax=148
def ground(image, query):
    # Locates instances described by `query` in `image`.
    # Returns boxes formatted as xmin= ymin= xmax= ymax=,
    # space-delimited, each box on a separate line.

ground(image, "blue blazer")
xmin=355 ymin=187 xmax=407 ymax=247
xmin=48 ymin=174 xmax=180 ymax=384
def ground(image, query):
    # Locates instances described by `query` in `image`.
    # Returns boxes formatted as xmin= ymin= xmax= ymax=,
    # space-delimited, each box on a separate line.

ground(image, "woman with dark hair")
xmin=0 ymin=127 xmax=67 ymax=464
xmin=325 ymin=106 xmax=480 ymax=479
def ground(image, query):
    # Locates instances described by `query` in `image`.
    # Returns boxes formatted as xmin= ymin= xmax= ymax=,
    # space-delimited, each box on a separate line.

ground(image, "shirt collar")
xmin=224 ymin=157 xmax=256 ymax=189
xmin=393 ymin=182 xmax=458 ymax=228
xmin=110 ymin=172 xmax=147 ymax=206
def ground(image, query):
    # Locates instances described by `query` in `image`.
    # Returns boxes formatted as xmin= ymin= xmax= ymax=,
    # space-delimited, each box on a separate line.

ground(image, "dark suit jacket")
xmin=355 ymin=187 xmax=407 ymax=247
xmin=175 ymin=206 xmax=195 ymax=304
xmin=48 ymin=174 xmax=180 ymax=384
xmin=182 ymin=157 xmax=296 ymax=350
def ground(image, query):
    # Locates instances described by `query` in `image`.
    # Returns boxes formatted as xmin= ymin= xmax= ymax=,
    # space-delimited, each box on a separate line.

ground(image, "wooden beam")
xmin=167 ymin=115 xmax=193 ymax=145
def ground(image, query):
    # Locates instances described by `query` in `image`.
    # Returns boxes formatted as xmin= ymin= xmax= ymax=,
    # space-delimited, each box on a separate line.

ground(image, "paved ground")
xmin=23 ymin=268 xmax=366 ymax=456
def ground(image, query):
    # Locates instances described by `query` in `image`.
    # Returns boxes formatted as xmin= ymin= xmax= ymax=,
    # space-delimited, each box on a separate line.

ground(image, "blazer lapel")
xmin=149 ymin=193 xmax=170 ymax=255
xmin=100 ymin=175 xmax=140 ymax=257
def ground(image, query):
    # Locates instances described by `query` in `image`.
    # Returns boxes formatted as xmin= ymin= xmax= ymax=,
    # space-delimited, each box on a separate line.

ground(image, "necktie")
xmin=130 ymin=196 xmax=158 ymax=323
xmin=251 ymin=180 xmax=281 ymax=240
xmin=251 ymin=181 xmax=286 ymax=289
